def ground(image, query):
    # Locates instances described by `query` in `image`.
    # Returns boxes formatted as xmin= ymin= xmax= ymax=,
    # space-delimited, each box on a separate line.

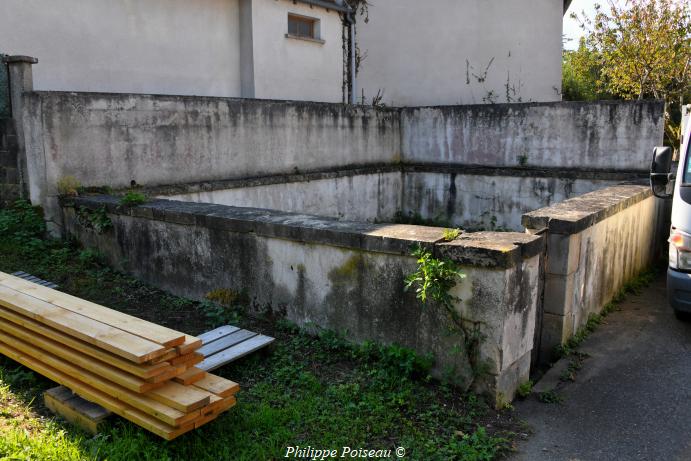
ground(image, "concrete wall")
xmin=523 ymin=184 xmax=668 ymax=359
xmin=21 ymin=92 xmax=400 ymax=229
xmin=356 ymin=0 xmax=564 ymax=107
xmin=402 ymin=171 xmax=628 ymax=231
xmin=163 ymin=168 xmax=635 ymax=231
xmin=164 ymin=170 xmax=403 ymax=223
xmin=62 ymin=195 xmax=544 ymax=402
xmin=401 ymin=101 xmax=665 ymax=171
xmin=250 ymin=0 xmax=344 ymax=102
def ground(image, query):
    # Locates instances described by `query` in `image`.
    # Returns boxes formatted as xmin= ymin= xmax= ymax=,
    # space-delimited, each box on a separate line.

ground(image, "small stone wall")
xmin=523 ymin=184 xmax=668 ymax=359
xmin=62 ymin=195 xmax=544 ymax=402
xmin=0 ymin=119 xmax=19 ymax=207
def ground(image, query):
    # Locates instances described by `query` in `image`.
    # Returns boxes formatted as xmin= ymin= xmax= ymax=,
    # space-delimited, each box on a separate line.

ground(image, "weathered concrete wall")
xmin=0 ymin=119 xmax=20 ymax=207
xmin=62 ymin=195 xmax=544 ymax=402
xmin=22 ymin=93 xmax=400 ymax=229
xmin=523 ymin=184 xmax=668 ymax=359
xmin=164 ymin=170 xmax=403 ymax=223
xmin=160 ymin=168 xmax=639 ymax=231
xmin=401 ymin=101 xmax=665 ymax=171
xmin=402 ymin=171 xmax=632 ymax=231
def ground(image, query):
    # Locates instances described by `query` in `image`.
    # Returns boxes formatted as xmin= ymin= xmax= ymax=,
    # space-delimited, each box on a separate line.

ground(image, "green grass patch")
xmin=0 ymin=201 xmax=518 ymax=460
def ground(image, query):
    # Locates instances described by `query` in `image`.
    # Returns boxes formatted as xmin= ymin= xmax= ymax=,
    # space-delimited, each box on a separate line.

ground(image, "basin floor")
xmin=511 ymin=274 xmax=691 ymax=461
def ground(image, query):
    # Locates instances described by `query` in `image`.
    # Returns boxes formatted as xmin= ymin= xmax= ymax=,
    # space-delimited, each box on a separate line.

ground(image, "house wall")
xmin=250 ymin=0 xmax=345 ymax=102
xmin=0 ymin=0 xmax=243 ymax=97
xmin=0 ymin=0 xmax=345 ymax=102
xmin=355 ymin=0 xmax=564 ymax=106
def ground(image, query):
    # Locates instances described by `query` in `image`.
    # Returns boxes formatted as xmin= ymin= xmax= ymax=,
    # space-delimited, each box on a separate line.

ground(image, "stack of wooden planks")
xmin=0 ymin=271 xmax=239 ymax=440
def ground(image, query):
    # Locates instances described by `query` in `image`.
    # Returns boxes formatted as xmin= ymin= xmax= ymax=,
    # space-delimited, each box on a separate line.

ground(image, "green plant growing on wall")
xmin=405 ymin=245 xmax=487 ymax=383
xmin=76 ymin=206 xmax=112 ymax=234
xmin=56 ymin=176 xmax=81 ymax=197
xmin=119 ymin=191 xmax=147 ymax=206
xmin=442 ymin=228 xmax=462 ymax=242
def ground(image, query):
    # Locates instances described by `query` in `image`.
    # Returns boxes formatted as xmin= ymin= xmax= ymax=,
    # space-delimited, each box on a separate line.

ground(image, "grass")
xmin=0 ymin=201 xmax=519 ymax=460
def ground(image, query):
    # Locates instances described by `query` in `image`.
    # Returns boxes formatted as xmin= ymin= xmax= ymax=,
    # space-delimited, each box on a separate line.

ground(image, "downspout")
xmin=340 ymin=0 xmax=357 ymax=104
xmin=348 ymin=12 xmax=356 ymax=104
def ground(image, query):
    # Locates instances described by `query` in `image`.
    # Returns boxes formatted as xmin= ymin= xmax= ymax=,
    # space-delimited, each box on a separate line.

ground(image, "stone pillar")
xmin=2 ymin=55 xmax=38 ymax=200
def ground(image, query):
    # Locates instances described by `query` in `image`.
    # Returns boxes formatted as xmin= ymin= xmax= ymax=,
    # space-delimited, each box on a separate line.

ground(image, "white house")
xmin=0 ymin=0 xmax=569 ymax=106
xmin=355 ymin=0 xmax=568 ymax=106
xmin=0 ymin=0 xmax=349 ymax=102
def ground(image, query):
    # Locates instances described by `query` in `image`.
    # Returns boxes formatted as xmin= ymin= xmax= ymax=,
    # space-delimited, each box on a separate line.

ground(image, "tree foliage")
xmin=567 ymin=0 xmax=691 ymax=146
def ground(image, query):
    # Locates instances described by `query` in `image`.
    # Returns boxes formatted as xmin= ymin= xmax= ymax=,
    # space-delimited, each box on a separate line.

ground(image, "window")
xmin=288 ymin=14 xmax=320 ymax=41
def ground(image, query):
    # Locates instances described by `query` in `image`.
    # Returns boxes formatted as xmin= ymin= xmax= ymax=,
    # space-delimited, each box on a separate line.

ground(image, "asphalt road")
xmin=512 ymin=274 xmax=691 ymax=461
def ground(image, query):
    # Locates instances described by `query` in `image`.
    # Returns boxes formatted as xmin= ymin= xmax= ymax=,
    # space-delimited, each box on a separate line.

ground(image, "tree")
xmin=562 ymin=37 xmax=615 ymax=101
xmin=571 ymin=0 xmax=691 ymax=147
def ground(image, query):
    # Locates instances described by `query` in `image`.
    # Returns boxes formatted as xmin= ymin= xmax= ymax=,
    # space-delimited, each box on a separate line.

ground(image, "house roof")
xmin=294 ymin=0 xmax=351 ymax=14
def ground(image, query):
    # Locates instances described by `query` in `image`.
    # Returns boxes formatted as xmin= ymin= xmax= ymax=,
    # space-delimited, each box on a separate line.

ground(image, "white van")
xmin=651 ymin=114 xmax=691 ymax=318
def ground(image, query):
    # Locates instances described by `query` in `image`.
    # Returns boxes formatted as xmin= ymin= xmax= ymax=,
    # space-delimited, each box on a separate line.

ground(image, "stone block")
xmin=543 ymin=273 xmax=575 ymax=315
xmin=546 ymin=233 xmax=581 ymax=275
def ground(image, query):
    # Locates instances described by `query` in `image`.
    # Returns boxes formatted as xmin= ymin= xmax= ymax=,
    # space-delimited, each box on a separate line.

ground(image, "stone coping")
xmin=65 ymin=196 xmax=543 ymax=268
xmin=135 ymin=163 xmax=646 ymax=198
xmin=522 ymin=183 xmax=652 ymax=235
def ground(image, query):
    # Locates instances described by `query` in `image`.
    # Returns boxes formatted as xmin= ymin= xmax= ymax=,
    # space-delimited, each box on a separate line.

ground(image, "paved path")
xmin=512 ymin=275 xmax=691 ymax=461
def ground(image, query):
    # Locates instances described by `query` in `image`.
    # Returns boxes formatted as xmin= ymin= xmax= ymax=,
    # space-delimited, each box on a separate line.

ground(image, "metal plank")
xmin=197 ymin=330 xmax=257 ymax=357
xmin=198 ymin=335 xmax=275 ymax=372
xmin=198 ymin=325 xmax=240 ymax=345
xmin=11 ymin=272 xmax=58 ymax=289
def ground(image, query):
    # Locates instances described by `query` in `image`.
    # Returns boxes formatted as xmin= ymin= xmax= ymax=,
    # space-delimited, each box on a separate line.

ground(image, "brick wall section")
xmin=0 ymin=118 xmax=20 ymax=207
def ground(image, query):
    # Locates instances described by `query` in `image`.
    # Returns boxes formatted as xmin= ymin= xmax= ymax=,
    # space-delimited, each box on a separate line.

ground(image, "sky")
xmin=563 ymin=1 xmax=601 ymax=50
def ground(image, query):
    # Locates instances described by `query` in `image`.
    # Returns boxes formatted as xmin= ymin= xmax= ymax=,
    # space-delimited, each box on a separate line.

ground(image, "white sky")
xmin=563 ymin=1 xmax=601 ymax=50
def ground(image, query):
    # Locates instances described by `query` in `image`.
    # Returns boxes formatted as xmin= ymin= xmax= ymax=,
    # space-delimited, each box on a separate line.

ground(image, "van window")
xmin=683 ymin=140 xmax=691 ymax=184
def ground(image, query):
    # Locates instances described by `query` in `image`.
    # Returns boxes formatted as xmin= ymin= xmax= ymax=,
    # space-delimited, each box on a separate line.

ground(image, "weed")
xmin=537 ymin=390 xmax=563 ymax=404
xmin=56 ymin=176 xmax=81 ymax=197
xmin=517 ymin=154 xmax=528 ymax=166
xmin=76 ymin=206 xmax=112 ymax=234
xmin=119 ymin=191 xmax=147 ymax=206
xmin=516 ymin=380 xmax=534 ymax=398
xmin=442 ymin=228 xmax=462 ymax=241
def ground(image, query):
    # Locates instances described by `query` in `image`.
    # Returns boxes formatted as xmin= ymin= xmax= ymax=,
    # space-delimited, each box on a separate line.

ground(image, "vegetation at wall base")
xmin=0 ymin=201 xmax=519 ymax=460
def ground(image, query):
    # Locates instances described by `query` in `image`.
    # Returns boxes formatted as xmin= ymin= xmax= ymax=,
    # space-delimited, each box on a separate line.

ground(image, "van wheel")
xmin=674 ymin=309 xmax=691 ymax=321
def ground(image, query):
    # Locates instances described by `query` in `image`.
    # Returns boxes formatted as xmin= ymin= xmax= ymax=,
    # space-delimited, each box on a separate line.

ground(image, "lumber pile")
xmin=0 ymin=271 xmax=239 ymax=440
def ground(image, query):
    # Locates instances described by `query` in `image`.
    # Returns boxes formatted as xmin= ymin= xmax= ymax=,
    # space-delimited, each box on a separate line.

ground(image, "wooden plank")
xmin=0 ymin=332 xmax=195 ymax=427
xmin=198 ymin=335 xmax=275 ymax=372
xmin=193 ymin=373 xmax=240 ymax=398
xmin=45 ymin=386 xmax=111 ymax=422
xmin=0 ymin=339 xmax=195 ymax=440
xmin=197 ymin=329 xmax=257 ymax=357
xmin=0 ymin=285 xmax=167 ymax=363
xmin=149 ymin=382 xmax=211 ymax=413
xmin=172 ymin=367 xmax=206 ymax=386
xmin=45 ymin=389 xmax=110 ymax=434
xmin=193 ymin=396 xmax=236 ymax=429
xmin=198 ymin=326 xmax=240 ymax=345
xmin=0 ymin=319 xmax=162 ymax=393
xmin=0 ymin=272 xmax=187 ymax=348
xmin=169 ymin=352 xmax=204 ymax=367
xmin=175 ymin=336 xmax=203 ymax=355
xmin=0 ymin=307 xmax=172 ymax=379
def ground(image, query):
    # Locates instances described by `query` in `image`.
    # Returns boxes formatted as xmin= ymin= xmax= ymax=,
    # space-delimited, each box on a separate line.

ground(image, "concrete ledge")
xmin=522 ymin=184 xmax=652 ymax=235
xmin=65 ymin=195 xmax=543 ymax=268
xmin=437 ymin=232 xmax=545 ymax=268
